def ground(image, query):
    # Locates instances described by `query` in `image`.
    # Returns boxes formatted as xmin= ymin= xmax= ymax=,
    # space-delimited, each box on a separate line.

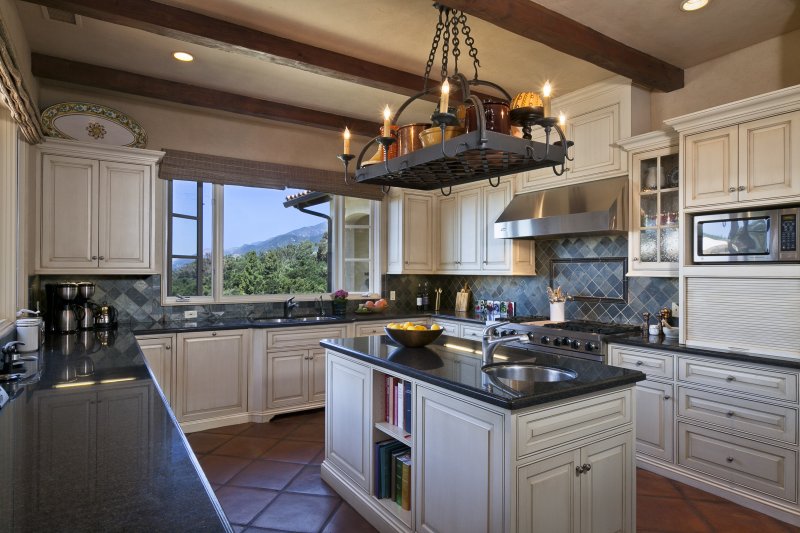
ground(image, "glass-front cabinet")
xmin=629 ymin=144 xmax=680 ymax=276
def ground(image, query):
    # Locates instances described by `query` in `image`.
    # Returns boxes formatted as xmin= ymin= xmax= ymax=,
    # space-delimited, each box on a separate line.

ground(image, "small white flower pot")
xmin=549 ymin=301 xmax=565 ymax=322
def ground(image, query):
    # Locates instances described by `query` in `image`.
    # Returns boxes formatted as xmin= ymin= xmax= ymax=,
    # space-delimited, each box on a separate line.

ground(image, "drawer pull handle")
xmin=635 ymin=360 xmax=644 ymax=366
xmin=726 ymin=456 xmax=734 ymax=463
xmin=728 ymin=187 xmax=736 ymax=192
xmin=211 ymin=332 xmax=217 ymax=336
xmin=575 ymin=464 xmax=591 ymax=475
xmin=726 ymin=375 xmax=736 ymax=382
xmin=726 ymin=411 xmax=735 ymax=417
xmin=664 ymin=395 xmax=671 ymax=400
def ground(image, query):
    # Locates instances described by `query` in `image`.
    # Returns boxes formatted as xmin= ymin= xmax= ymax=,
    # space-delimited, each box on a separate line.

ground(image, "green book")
xmin=397 ymin=452 xmax=412 ymax=510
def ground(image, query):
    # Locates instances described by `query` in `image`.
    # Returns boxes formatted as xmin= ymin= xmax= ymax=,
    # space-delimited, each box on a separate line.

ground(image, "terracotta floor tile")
xmin=284 ymin=465 xmax=339 ymax=497
xmin=251 ymin=492 xmax=339 ymax=532
xmin=691 ymin=500 xmax=798 ymax=532
xmin=637 ymin=495 xmax=712 ymax=533
xmin=213 ymin=436 xmax=280 ymax=459
xmin=186 ymin=431 xmax=234 ymax=454
xmin=674 ymin=480 xmax=728 ymax=503
xmin=636 ymin=468 xmax=683 ymax=499
xmin=228 ymin=459 xmax=304 ymax=491
xmin=206 ymin=422 xmax=255 ymax=435
xmin=261 ymin=440 xmax=323 ymax=464
xmin=322 ymin=502 xmax=378 ymax=533
xmin=284 ymin=424 xmax=325 ymax=443
xmin=198 ymin=455 xmax=252 ymax=485
xmin=309 ymin=450 xmax=325 ymax=465
xmin=216 ymin=486 xmax=279 ymax=525
xmin=242 ymin=423 xmax=299 ymax=440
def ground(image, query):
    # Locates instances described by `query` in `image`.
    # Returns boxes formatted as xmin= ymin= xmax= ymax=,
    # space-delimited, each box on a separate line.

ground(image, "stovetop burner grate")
xmin=537 ymin=320 xmax=642 ymax=335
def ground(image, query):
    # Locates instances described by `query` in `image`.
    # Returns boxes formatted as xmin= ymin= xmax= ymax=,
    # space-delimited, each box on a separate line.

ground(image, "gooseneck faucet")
xmin=317 ymin=295 xmax=326 ymax=317
xmin=284 ymin=296 xmax=299 ymax=318
xmin=481 ymin=322 xmax=530 ymax=365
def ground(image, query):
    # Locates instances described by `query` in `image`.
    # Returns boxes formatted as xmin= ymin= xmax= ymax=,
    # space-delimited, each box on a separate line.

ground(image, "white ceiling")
xmin=16 ymin=0 xmax=800 ymax=127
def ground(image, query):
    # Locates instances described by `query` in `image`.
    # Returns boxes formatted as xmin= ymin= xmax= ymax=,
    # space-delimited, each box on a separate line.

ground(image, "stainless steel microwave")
xmin=693 ymin=206 xmax=799 ymax=263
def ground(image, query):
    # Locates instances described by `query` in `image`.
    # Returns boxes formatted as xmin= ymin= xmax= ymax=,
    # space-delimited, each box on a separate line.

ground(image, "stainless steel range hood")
xmin=494 ymin=176 xmax=628 ymax=239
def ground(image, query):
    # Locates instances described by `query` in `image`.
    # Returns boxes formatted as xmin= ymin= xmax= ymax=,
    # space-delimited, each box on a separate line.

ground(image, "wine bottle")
xmin=422 ymin=281 xmax=429 ymax=311
xmin=416 ymin=283 xmax=423 ymax=311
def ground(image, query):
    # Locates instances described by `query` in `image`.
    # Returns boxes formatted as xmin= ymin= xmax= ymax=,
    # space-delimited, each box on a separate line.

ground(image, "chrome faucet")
xmin=317 ymin=295 xmax=326 ymax=317
xmin=481 ymin=322 xmax=530 ymax=365
xmin=284 ymin=296 xmax=299 ymax=318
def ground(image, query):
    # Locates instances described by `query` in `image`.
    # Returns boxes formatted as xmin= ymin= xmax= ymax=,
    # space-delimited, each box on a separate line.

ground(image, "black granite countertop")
xmin=0 ymin=330 xmax=231 ymax=532
xmin=609 ymin=335 xmax=800 ymax=370
xmin=321 ymin=335 xmax=645 ymax=410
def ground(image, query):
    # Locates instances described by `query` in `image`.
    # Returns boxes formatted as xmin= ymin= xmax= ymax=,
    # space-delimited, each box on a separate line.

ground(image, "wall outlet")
xmin=390 ymin=291 xmax=396 ymax=301
xmin=671 ymin=302 xmax=679 ymax=318
xmin=184 ymin=310 xmax=198 ymax=319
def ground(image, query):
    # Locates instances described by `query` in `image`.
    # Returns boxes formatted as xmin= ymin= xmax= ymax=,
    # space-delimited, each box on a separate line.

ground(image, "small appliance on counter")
xmin=93 ymin=304 xmax=118 ymax=329
xmin=44 ymin=282 xmax=80 ymax=333
xmin=75 ymin=282 xmax=96 ymax=330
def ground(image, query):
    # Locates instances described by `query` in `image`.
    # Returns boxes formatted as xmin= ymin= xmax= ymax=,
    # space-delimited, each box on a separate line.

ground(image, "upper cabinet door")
xmin=98 ymin=161 xmax=152 ymax=269
xmin=437 ymin=194 xmax=460 ymax=271
xmin=457 ymin=188 xmax=482 ymax=270
xmin=482 ymin=181 xmax=512 ymax=271
xmin=403 ymin=193 xmax=434 ymax=272
xmin=39 ymin=155 xmax=99 ymax=269
xmin=568 ymin=103 xmax=621 ymax=181
xmin=739 ymin=111 xmax=800 ymax=203
xmin=684 ymin=126 xmax=738 ymax=208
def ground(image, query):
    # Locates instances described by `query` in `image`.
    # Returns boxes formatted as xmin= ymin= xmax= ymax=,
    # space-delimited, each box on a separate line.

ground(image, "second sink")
xmin=482 ymin=363 xmax=578 ymax=383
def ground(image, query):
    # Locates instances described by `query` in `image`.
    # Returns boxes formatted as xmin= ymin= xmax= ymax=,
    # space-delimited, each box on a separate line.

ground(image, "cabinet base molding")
xmin=180 ymin=413 xmax=252 ymax=434
xmin=637 ymin=455 xmax=800 ymax=527
xmin=321 ymin=460 xmax=408 ymax=533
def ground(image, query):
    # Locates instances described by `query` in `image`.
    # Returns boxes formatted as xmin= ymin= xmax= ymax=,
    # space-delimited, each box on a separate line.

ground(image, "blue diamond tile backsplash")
xmin=386 ymin=235 xmax=678 ymax=325
xmin=30 ymin=236 xmax=677 ymax=326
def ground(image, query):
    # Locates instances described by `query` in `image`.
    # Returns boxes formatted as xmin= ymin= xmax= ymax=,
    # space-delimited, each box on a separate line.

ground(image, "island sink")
xmin=482 ymin=363 xmax=578 ymax=383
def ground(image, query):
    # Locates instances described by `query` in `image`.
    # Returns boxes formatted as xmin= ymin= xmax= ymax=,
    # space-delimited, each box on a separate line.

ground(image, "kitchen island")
xmin=320 ymin=335 xmax=646 ymax=533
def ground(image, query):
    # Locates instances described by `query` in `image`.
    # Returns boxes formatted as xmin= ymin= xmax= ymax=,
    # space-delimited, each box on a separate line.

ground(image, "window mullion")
xmin=212 ymin=184 xmax=224 ymax=301
xmin=195 ymin=181 xmax=203 ymax=296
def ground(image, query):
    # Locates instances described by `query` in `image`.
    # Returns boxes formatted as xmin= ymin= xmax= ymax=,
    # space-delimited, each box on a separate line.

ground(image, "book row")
xmin=375 ymin=439 xmax=411 ymax=510
xmin=385 ymin=375 xmax=412 ymax=434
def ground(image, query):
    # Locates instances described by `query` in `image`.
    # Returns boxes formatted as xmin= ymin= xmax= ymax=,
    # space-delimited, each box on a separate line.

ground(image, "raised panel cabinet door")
xmin=403 ymin=193 xmax=434 ymax=272
xmin=415 ymin=386 xmax=505 ymax=533
xmin=98 ymin=161 xmax=152 ymax=270
xmin=739 ymin=111 xmax=800 ymax=202
xmin=95 ymin=385 xmax=151 ymax=492
xmin=40 ymin=155 xmax=99 ymax=269
xmin=325 ymin=353 xmax=371 ymax=492
xmin=684 ymin=126 xmax=738 ymax=208
xmin=635 ymin=380 xmax=674 ymax=462
xmin=35 ymin=391 xmax=97 ymax=509
xmin=517 ymin=449 xmax=581 ymax=533
xmin=136 ymin=336 xmax=175 ymax=406
xmin=482 ymin=181 xmax=512 ymax=271
xmin=266 ymin=350 xmax=309 ymax=409
xmin=516 ymin=128 xmax=565 ymax=190
xmin=308 ymin=349 xmax=326 ymax=403
xmin=437 ymin=194 xmax=460 ymax=270
xmin=568 ymin=103 xmax=620 ymax=180
xmin=386 ymin=192 xmax=403 ymax=274
xmin=580 ymin=432 xmax=634 ymax=533
xmin=176 ymin=330 xmax=248 ymax=422
xmin=458 ymin=188 xmax=482 ymax=270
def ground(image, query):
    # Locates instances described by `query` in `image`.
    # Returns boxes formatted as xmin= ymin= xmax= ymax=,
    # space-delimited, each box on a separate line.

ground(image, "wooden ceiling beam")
xmin=29 ymin=0 xmax=432 ymax=97
xmin=441 ymin=0 xmax=684 ymax=92
xmin=31 ymin=54 xmax=381 ymax=137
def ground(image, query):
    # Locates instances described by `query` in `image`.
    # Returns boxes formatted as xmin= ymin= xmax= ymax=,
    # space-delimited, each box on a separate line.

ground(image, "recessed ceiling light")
xmin=172 ymin=51 xmax=194 ymax=62
xmin=680 ymin=0 xmax=709 ymax=11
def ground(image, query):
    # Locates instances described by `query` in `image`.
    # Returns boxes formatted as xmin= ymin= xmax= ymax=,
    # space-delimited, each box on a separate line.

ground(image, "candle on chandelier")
xmin=343 ymin=127 xmax=351 ymax=154
xmin=383 ymin=106 xmax=392 ymax=137
xmin=440 ymin=79 xmax=450 ymax=114
xmin=559 ymin=112 xmax=566 ymax=127
xmin=542 ymin=81 xmax=552 ymax=117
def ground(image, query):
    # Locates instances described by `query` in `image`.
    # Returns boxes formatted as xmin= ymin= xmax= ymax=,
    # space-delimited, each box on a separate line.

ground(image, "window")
xmin=166 ymin=181 xmax=354 ymax=303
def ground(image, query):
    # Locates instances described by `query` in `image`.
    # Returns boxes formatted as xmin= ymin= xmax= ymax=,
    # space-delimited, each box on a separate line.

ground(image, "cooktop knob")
xmin=540 ymin=336 xmax=550 ymax=344
xmin=561 ymin=337 xmax=571 ymax=346
xmin=571 ymin=340 xmax=582 ymax=349
xmin=553 ymin=338 xmax=561 ymax=346
xmin=586 ymin=342 xmax=599 ymax=352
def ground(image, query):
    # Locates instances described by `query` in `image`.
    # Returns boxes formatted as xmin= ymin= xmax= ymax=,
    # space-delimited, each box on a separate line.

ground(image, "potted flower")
xmin=331 ymin=289 xmax=349 ymax=316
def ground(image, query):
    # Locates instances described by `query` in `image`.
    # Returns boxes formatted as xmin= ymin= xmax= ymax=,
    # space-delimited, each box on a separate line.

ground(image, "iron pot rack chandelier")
xmin=337 ymin=3 xmax=574 ymax=196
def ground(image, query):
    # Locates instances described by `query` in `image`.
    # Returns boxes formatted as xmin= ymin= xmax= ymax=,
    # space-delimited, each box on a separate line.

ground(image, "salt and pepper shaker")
xmin=642 ymin=312 xmax=650 ymax=336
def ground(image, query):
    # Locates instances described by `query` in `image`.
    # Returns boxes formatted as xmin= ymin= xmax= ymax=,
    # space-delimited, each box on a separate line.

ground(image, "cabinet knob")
xmin=728 ymin=187 xmax=736 ymax=192
xmin=211 ymin=332 xmax=217 ymax=336
xmin=664 ymin=395 xmax=671 ymax=400
xmin=635 ymin=360 xmax=644 ymax=366
xmin=98 ymin=256 xmax=105 ymax=260
xmin=738 ymin=185 xmax=746 ymax=191
xmin=483 ymin=261 xmax=487 ymax=264
xmin=632 ymin=257 xmax=639 ymax=262
xmin=166 ymin=345 xmax=171 ymax=350
xmin=726 ymin=456 xmax=734 ymax=463
xmin=726 ymin=411 xmax=735 ymax=417
xmin=91 ymin=255 xmax=98 ymax=260
xmin=726 ymin=375 xmax=736 ymax=382
xmin=575 ymin=463 xmax=592 ymax=476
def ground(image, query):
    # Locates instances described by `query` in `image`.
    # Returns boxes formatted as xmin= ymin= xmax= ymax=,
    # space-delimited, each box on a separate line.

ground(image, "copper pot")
xmin=396 ymin=123 xmax=431 ymax=156
xmin=465 ymin=99 xmax=511 ymax=134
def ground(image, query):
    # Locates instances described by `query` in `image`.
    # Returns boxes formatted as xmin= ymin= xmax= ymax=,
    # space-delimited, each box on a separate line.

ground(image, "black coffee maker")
xmin=44 ymin=283 xmax=79 ymax=333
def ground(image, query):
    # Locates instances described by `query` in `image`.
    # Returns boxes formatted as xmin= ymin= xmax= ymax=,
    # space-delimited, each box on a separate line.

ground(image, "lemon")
xmin=413 ymin=325 xmax=427 ymax=331
xmin=403 ymin=322 xmax=414 ymax=328
xmin=386 ymin=323 xmax=398 ymax=329
xmin=430 ymin=324 xmax=441 ymax=330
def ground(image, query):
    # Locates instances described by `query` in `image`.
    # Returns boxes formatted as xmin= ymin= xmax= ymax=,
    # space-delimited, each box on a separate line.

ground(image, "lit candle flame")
xmin=382 ymin=105 xmax=392 ymax=137
xmin=542 ymin=80 xmax=552 ymax=97
xmin=440 ymin=79 xmax=450 ymax=114
xmin=343 ymin=127 xmax=351 ymax=154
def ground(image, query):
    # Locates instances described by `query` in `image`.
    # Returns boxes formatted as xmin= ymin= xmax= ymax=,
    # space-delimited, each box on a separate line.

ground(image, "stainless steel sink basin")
xmin=249 ymin=317 xmax=296 ymax=324
xmin=482 ymin=363 xmax=578 ymax=383
xmin=293 ymin=316 xmax=341 ymax=322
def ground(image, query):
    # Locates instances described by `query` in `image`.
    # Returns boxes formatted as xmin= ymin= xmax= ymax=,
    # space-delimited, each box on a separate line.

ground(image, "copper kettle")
xmin=94 ymin=304 xmax=118 ymax=329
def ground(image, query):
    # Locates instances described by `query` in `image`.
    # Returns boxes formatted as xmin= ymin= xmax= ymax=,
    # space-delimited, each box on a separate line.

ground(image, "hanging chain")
xmin=450 ymin=9 xmax=460 ymax=76
xmin=440 ymin=9 xmax=451 ymax=81
xmin=461 ymin=13 xmax=480 ymax=79
xmin=423 ymin=5 xmax=447 ymax=90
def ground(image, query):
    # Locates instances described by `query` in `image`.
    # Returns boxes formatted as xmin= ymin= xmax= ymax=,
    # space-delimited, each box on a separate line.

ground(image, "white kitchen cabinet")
xmin=386 ymin=189 xmax=435 ymax=274
xmin=136 ymin=334 xmax=176 ymax=407
xmin=517 ymin=448 xmax=580 ymax=532
xmin=518 ymin=77 xmax=650 ymax=192
xmin=435 ymin=179 xmax=535 ymax=275
xmin=415 ymin=385 xmax=505 ymax=533
xmin=683 ymin=125 xmax=739 ymax=208
xmin=266 ymin=348 xmax=326 ymax=409
xmin=175 ymin=329 xmax=249 ymax=424
xmin=618 ymin=131 xmax=680 ymax=277
xmin=36 ymin=139 xmax=163 ymax=273
xmin=634 ymin=380 xmax=674 ymax=462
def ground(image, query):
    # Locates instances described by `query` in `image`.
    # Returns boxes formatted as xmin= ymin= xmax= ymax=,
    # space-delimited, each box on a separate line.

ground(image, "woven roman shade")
xmin=0 ymin=25 xmax=43 ymax=144
xmin=159 ymin=149 xmax=384 ymax=201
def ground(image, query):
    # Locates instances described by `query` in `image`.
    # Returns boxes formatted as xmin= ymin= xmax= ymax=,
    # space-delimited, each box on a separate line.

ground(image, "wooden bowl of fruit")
xmin=384 ymin=322 xmax=445 ymax=348
xmin=355 ymin=298 xmax=389 ymax=314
